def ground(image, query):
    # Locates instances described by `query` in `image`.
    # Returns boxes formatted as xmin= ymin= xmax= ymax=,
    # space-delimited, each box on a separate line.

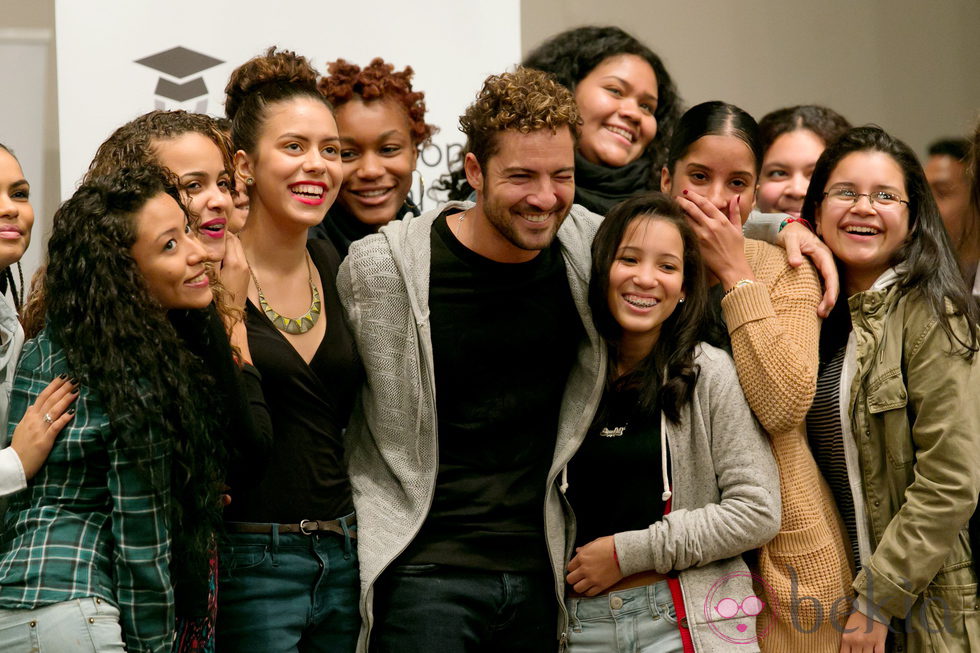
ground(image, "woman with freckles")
xmin=662 ymin=101 xmax=854 ymax=651
xmin=218 ymin=47 xmax=363 ymax=653
xmin=312 ymin=57 xmax=436 ymax=256
xmin=562 ymin=192 xmax=778 ymax=652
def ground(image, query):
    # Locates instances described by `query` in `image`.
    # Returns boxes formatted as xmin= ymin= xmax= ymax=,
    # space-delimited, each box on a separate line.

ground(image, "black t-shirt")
xmin=566 ymin=383 xmax=665 ymax=549
xmin=223 ymin=238 xmax=363 ymax=524
xmin=398 ymin=210 xmax=583 ymax=571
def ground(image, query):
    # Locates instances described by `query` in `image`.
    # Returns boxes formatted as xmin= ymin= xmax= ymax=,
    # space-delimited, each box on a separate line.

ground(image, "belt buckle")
xmin=299 ymin=519 xmax=316 ymax=535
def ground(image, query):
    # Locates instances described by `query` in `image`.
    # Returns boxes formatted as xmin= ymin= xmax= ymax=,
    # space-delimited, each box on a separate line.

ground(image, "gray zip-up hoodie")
xmin=337 ymin=201 xmax=607 ymax=651
xmin=609 ymin=344 xmax=781 ymax=652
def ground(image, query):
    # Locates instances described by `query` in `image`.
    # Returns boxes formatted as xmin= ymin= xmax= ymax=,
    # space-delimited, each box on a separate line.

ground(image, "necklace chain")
xmin=247 ymin=252 xmax=321 ymax=335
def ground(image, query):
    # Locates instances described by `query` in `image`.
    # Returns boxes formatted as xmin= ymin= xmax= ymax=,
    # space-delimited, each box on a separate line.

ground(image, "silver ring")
xmin=43 ymin=413 xmax=54 ymax=425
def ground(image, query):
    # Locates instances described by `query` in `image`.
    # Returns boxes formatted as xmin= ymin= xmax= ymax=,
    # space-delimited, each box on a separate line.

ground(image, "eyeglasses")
xmin=823 ymin=188 xmax=909 ymax=209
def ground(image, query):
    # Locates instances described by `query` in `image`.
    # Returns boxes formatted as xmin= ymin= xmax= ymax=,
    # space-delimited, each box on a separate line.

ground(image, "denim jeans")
xmin=370 ymin=563 xmax=558 ymax=652
xmin=566 ymin=581 xmax=683 ymax=653
xmin=216 ymin=516 xmax=359 ymax=653
xmin=0 ymin=597 xmax=124 ymax=652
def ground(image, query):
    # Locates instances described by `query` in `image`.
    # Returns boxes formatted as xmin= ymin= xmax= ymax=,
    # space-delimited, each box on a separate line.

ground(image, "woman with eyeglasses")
xmin=803 ymin=126 xmax=980 ymax=652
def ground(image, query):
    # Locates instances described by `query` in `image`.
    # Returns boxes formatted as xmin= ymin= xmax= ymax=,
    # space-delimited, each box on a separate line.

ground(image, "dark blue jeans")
xmin=369 ymin=563 xmax=559 ymax=653
xmin=216 ymin=519 xmax=359 ymax=653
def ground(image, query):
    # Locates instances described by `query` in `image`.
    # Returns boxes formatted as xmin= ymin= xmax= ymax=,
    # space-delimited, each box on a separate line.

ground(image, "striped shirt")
xmin=0 ymin=330 xmax=173 ymax=653
xmin=806 ymin=342 xmax=862 ymax=571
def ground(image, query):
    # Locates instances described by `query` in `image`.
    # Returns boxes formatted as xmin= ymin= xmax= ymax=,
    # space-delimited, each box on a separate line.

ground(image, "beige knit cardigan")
xmin=721 ymin=239 xmax=854 ymax=653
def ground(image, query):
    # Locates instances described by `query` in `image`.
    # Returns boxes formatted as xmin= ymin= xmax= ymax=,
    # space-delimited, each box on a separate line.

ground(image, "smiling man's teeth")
xmin=605 ymin=126 xmax=635 ymax=142
xmin=845 ymin=225 xmax=880 ymax=235
xmin=625 ymin=294 xmax=658 ymax=308
xmin=521 ymin=213 xmax=551 ymax=223
xmin=292 ymin=183 xmax=324 ymax=197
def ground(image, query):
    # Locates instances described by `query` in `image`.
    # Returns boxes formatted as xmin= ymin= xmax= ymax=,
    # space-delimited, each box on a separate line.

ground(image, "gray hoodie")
xmin=337 ymin=201 xmax=607 ymax=651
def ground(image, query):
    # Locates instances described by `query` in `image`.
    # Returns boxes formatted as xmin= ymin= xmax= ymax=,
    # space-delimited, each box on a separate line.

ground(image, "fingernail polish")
xmin=72 ymin=387 xmax=80 ymax=395
xmin=70 ymin=378 xmax=79 ymax=385
xmin=67 ymin=408 xmax=76 ymax=415
xmin=682 ymin=189 xmax=688 ymax=195
xmin=58 ymin=373 xmax=67 ymax=380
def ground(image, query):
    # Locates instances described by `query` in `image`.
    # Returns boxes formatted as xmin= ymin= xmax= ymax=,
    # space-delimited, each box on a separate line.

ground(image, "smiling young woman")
xmin=220 ymin=47 xmax=363 ymax=653
xmin=523 ymin=26 xmax=682 ymax=214
xmin=562 ymin=192 xmax=778 ymax=651
xmin=803 ymin=126 xmax=980 ymax=652
xmin=0 ymin=167 xmax=225 ymax=653
xmin=313 ymin=58 xmax=436 ymax=256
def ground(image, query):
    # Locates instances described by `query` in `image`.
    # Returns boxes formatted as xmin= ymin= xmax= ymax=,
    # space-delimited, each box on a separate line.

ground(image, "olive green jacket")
xmin=846 ymin=270 xmax=980 ymax=650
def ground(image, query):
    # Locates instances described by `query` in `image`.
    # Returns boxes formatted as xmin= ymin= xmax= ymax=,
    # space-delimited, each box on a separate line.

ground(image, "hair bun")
xmin=225 ymin=47 xmax=319 ymax=120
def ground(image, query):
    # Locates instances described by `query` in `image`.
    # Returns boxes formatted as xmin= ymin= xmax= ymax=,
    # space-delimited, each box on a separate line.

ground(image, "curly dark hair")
xmin=525 ymin=26 xmax=682 ymax=177
xmin=460 ymin=66 xmax=580 ymax=167
xmin=803 ymin=126 xmax=980 ymax=355
xmin=76 ymin=110 xmax=241 ymax=336
xmin=38 ymin=165 xmax=224 ymax=615
xmin=758 ymin=105 xmax=851 ymax=156
xmin=589 ymin=192 xmax=707 ymax=423
xmin=225 ymin=46 xmax=332 ymax=155
xmin=87 ymin=110 xmax=234 ymax=184
xmin=435 ymin=67 xmax=580 ymax=200
xmin=319 ymin=57 xmax=436 ymax=148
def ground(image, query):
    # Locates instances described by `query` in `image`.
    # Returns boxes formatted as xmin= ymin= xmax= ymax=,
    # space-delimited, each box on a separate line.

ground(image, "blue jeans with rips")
xmin=216 ymin=516 xmax=359 ymax=653
xmin=369 ymin=563 xmax=559 ymax=653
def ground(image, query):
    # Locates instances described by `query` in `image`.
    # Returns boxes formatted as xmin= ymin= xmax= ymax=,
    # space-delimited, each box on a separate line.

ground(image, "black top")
xmin=398 ymin=210 xmax=583 ymax=572
xmin=223 ymin=238 xmax=363 ymax=524
xmin=309 ymin=198 xmax=420 ymax=258
xmin=567 ymin=383 xmax=665 ymax=550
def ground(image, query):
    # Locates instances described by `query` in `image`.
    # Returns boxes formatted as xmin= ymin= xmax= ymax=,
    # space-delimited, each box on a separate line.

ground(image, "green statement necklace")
xmin=248 ymin=253 xmax=321 ymax=335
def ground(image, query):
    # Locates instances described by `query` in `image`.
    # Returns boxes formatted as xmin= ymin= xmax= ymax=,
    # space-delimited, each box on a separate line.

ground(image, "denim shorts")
xmin=566 ymin=581 xmax=683 ymax=653
xmin=0 ymin=597 xmax=124 ymax=652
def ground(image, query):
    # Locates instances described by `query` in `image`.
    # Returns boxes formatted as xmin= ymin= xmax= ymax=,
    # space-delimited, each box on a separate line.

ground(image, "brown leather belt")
xmin=568 ymin=569 xmax=672 ymax=598
xmin=225 ymin=517 xmax=357 ymax=538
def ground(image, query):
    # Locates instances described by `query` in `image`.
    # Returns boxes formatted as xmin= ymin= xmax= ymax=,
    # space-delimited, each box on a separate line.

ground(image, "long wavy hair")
xmin=38 ymin=166 xmax=224 ymax=615
xmin=80 ymin=110 xmax=240 ymax=334
xmin=589 ymin=192 xmax=707 ymax=422
xmin=803 ymin=125 xmax=980 ymax=356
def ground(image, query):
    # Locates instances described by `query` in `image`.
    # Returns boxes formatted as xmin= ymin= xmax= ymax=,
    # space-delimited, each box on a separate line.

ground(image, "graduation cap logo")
xmin=135 ymin=46 xmax=224 ymax=112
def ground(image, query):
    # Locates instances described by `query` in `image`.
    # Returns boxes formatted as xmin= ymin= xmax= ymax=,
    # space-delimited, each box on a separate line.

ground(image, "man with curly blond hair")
xmin=338 ymin=67 xmax=605 ymax=652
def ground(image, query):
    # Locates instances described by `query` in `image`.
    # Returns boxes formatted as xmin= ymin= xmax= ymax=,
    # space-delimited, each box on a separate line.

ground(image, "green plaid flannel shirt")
xmin=0 ymin=330 xmax=174 ymax=653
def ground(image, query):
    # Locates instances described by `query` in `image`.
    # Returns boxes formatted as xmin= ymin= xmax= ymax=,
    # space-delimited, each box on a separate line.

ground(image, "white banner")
xmin=55 ymin=0 xmax=521 ymax=211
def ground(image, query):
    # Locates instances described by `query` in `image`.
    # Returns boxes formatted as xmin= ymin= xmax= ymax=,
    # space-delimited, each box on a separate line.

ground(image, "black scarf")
xmin=573 ymin=151 xmax=655 ymax=215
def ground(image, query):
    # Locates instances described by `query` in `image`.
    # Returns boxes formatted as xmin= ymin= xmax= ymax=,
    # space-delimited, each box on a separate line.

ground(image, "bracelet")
xmin=778 ymin=216 xmax=813 ymax=232
xmin=725 ymin=279 xmax=755 ymax=296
